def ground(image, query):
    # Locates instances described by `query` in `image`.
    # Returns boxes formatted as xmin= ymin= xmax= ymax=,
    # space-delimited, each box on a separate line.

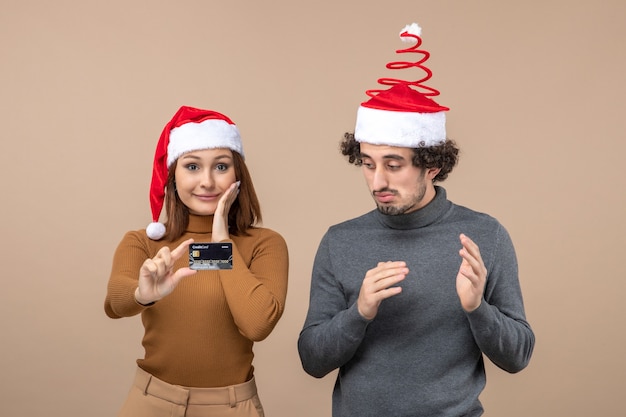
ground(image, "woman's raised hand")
xmin=211 ymin=181 xmax=240 ymax=242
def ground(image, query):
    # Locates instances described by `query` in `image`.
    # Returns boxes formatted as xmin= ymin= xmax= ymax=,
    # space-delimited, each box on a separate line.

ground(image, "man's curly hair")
xmin=340 ymin=132 xmax=460 ymax=182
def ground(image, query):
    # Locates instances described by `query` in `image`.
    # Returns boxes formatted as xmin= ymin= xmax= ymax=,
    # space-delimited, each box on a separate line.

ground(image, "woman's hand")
xmin=211 ymin=181 xmax=240 ymax=242
xmin=135 ymin=238 xmax=197 ymax=305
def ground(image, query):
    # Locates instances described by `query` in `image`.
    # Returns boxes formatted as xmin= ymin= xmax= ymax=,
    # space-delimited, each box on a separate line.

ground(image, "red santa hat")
xmin=355 ymin=23 xmax=449 ymax=147
xmin=146 ymin=105 xmax=243 ymax=240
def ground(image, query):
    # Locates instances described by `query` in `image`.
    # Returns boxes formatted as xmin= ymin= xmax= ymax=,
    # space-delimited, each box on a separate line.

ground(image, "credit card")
xmin=189 ymin=243 xmax=233 ymax=270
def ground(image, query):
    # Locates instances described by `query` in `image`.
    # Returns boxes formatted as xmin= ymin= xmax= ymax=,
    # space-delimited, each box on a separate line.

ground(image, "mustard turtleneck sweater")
xmin=105 ymin=214 xmax=289 ymax=387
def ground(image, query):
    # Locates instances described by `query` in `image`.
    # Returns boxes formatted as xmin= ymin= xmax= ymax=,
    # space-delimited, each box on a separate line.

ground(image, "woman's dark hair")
xmin=162 ymin=151 xmax=262 ymax=241
xmin=340 ymin=132 xmax=460 ymax=182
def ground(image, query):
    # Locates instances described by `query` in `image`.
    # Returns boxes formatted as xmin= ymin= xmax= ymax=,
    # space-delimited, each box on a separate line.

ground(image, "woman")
xmin=105 ymin=106 xmax=288 ymax=417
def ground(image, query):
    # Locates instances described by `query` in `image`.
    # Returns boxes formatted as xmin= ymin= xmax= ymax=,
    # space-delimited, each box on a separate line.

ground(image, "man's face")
xmin=359 ymin=143 xmax=438 ymax=215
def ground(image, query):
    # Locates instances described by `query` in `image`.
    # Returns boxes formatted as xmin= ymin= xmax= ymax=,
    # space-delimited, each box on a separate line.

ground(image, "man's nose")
xmin=371 ymin=167 xmax=388 ymax=190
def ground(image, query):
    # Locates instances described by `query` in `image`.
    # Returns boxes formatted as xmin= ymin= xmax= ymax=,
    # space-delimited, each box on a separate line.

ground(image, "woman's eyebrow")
xmin=179 ymin=153 xmax=233 ymax=161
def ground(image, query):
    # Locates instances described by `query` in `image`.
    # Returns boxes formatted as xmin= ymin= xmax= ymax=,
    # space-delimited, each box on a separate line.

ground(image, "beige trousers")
xmin=118 ymin=367 xmax=264 ymax=417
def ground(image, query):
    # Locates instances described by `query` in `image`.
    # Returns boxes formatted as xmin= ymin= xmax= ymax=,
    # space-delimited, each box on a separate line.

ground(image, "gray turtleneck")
xmin=298 ymin=187 xmax=534 ymax=417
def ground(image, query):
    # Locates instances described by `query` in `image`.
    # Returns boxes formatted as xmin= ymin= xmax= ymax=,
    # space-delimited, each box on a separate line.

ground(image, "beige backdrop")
xmin=1 ymin=0 xmax=625 ymax=416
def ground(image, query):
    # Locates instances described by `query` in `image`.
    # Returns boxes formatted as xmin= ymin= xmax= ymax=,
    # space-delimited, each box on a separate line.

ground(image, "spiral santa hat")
xmin=355 ymin=23 xmax=449 ymax=147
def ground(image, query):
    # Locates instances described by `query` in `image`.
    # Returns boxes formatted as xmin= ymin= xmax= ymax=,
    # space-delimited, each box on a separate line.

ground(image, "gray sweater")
xmin=298 ymin=187 xmax=534 ymax=417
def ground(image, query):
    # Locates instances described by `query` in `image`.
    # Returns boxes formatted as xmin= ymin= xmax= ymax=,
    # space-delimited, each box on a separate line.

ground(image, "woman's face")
xmin=174 ymin=148 xmax=237 ymax=215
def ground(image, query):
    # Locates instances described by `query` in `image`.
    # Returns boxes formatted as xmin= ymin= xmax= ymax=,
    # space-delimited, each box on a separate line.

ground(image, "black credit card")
xmin=189 ymin=243 xmax=233 ymax=270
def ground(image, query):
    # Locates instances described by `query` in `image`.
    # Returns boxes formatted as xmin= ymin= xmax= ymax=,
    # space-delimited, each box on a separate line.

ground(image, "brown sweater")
xmin=105 ymin=214 xmax=289 ymax=387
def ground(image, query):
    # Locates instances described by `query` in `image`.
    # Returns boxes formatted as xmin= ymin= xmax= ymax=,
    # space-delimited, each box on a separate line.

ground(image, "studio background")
xmin=1 ymin=1 xmax=624 ymax=416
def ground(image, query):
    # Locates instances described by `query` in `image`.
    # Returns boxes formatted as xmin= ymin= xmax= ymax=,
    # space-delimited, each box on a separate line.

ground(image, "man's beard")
xmin=376 ymin=202 xmax=415 ymax=215
xmin=374 ymin=181 xmax=427 ymax=216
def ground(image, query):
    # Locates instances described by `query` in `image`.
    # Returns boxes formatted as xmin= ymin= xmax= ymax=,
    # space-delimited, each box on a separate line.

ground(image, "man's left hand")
xmin=456 ymin=233 xmax=487 ymax=312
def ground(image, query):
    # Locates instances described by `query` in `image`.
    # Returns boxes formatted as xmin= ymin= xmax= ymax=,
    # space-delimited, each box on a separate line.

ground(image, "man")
xmin=297 ymin=23 xmax=534 ymax=417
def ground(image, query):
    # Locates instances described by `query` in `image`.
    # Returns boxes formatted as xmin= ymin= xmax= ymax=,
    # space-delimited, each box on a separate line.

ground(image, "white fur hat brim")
xmin=355 ymin=105 xmax=446 ymax=148
xmin=167 ymin=118 xmax=243 ymax=166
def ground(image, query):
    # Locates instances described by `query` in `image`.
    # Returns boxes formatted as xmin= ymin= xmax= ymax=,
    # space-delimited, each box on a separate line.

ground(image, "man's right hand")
xmin=357 ymin=261 xmax=408 ymax=320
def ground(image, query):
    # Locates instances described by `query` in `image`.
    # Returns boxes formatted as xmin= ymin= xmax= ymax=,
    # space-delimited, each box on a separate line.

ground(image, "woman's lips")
xmin=194 ymin=194 xmax=219 ymax=201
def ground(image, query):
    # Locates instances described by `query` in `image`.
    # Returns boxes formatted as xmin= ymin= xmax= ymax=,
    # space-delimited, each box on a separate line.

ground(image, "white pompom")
xmin=400 ymin=23 xmax=422 ymax=41
xmin=146 ymin=222 xmax=166 ymax=240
